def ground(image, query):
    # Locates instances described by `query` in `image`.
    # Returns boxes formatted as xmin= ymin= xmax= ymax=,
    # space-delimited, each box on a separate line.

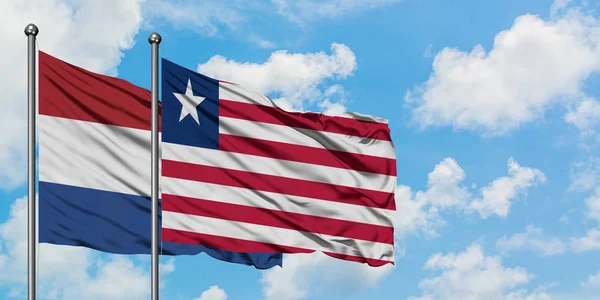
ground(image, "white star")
xmin=173 ymin=79 xmax=206 ymax=124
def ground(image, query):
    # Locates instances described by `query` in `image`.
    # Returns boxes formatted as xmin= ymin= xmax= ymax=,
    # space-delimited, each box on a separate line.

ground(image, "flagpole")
xmin=24 ymin=23 xmax=39 ymax=300
xmin=149 ymin=32 xmax=162 ymax=300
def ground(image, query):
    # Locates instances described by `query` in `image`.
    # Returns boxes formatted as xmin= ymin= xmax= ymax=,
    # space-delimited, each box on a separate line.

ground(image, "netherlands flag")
xmin=160 ymin=59 xmax=397 ymax=266
xmin=37 ymin=51 xmax=282 ymax=269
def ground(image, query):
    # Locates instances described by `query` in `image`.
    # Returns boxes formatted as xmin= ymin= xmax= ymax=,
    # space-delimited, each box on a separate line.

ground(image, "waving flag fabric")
xmin=38 ymin=51 xmax=282 ymax=269
xmin=161 ymin=58 xmax=397 ymax=266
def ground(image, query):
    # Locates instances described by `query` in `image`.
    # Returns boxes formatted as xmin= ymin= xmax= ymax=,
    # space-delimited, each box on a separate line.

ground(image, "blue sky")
xmin=1 ymin=0 xmax=600 ymax=299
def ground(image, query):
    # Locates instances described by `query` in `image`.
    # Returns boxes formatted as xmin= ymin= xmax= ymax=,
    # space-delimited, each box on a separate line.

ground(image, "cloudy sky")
xmin=1 ymin=0 xmax=600 ymax=299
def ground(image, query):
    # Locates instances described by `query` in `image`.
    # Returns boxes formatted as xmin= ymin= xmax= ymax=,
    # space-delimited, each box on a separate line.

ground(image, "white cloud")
xmin=586 ymin=188 xmax=600 ymax=222
xmin=0 ymin=196 xmax=171 ymax=299
xmin=160 ymin=257 xmax=176 ymax=274
xmin=75 ymin=256 xmax=149 ymax=299
xmin=272 ymin=0 xmax=402 ymax=25
xmin=260 ymin=252 xmax=394 ymax=300
xmin=318 ymin=99 xmax=347 ymax=115
xmin=423 ymin=44 xmax=434 ymax=58
xmin=504 ymin=290 xmax=553 ymax=300
xmin=396 ymin=157 xmax=545 ymax=238
xmin=142 ymin=0 xmax=282 ymax=48
xmin=394 ymin=184 xmax=445 ymax=238
xmin=318 ymin=85 xmax=348 ymax=115
xmin=550 ymin=0 xmax=574 ymax=17
xmin=143 ymin=0 xmax=246 ymax=37
xmin=197 ymin=43 xmax=356 ymax=110
xmin=539 ymin=270 xmax=600 ymax=299
xmin=394 ymin=157 xmax=468 ymax=238
xmin=571 ymin=228 xmax=600 ymax=253
xmin=581 ymin=270 xmax=600 ymax=291
xmin=0 ymin=0 xmax=144 ymax=189
xmin=143 ymin=0 xmax=399 ymax=47
xmin=568 ymin=162 xmax=600 ymax=253
xmin=409 ymin=243 xmax=548 ymax=300
xmin=406 ymin=4 xmax=600 ymax=135
xmin=248 ymin=35 xmax=277 ymax=49
xmin=193 ymin=285 xmax=228 ymax=300
xmin=422 ymin=157 xmax=471 ymax=209
xmin=469 ymin=158 xmax=546 ymax=218
xmin=569 ymin=156 xmax=600 ymax=192
xmin=496 ymin=225 xmax=566 ymax=256
xmin=569 ymin=186 xmax=600 ymax=253
xmin=497 ymin=183 xmax=600 ymax=256
xmin=565 ymin=97 xmax=600 ymax=138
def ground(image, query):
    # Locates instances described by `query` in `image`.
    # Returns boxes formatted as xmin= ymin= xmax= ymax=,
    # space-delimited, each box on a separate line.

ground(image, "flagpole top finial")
xmin=148 ymin=32 xmax=162 ymax=44
xmin=24 ymin=24 xmax=39 ymax=36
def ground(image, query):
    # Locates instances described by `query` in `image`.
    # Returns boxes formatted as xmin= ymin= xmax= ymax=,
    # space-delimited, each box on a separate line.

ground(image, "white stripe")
xmin=162 ymin=142 xmax=395 ymax=193
xmin=162 ymin=177 xmax=395 ymax=227
xmin=39 ymin=116 xmax=394 ymax=196
xmin=219 ymin=82 xmax=273 ymax=107
xmin=39 ymin=115 xmax=154 ymax=196
xmin=219 ymin=117 xmax=395 ymax=159
xmin=162 ymin=211 xmax=395 ymax=262
xmin=218 ymin=82 xmax=389 ymax=124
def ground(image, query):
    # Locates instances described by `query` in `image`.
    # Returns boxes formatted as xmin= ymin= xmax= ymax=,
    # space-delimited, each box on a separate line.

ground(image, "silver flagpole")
xmin=24 ymin=23 xmax=38 ymax=300
xmin=148 ymin=32 xmax=162 ymax=300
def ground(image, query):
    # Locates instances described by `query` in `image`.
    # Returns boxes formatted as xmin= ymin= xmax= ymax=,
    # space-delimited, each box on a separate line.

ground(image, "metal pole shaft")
xmin=25 ymin=23 xmax=39 ymax=300
xmin=148 ymin=32 xmax=162 ymax=300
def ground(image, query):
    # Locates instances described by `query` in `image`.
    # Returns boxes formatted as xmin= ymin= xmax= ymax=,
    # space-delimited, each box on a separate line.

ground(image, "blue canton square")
xmin=161 ymin=58 xmax=219 ymax=149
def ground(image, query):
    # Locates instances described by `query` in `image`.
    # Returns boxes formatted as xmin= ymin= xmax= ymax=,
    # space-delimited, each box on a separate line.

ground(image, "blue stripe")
xmin=39 ymin=181 xmax=282 ymax=269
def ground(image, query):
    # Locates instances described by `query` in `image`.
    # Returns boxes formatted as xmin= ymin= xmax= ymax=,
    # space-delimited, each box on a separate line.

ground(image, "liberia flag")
xmin=37 ymin=51 xmax=282 ymax=269
xmin=161 ymin=58 xmax=397 ymax=266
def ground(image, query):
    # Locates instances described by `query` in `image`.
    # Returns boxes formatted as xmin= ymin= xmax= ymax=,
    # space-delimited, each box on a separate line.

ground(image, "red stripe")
xmin=39 ymin=51 xmax=162 ymax=131
xmin=162 ymin=160 xmax=396 ymax=210
xmin=162 ymin=228 xmax=393 ymax=267
xmin=162 ymin=194 xmax=394 ymax=244
xmin=219 ymin=134 xmax=396 ymax=176
xmin=323 ymin=252 xmax=394 ymax=267
xmin=220 ymin=99 xmax=391 ymax=141
xmin=162 ymin=228 xmax=313 ymax=254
